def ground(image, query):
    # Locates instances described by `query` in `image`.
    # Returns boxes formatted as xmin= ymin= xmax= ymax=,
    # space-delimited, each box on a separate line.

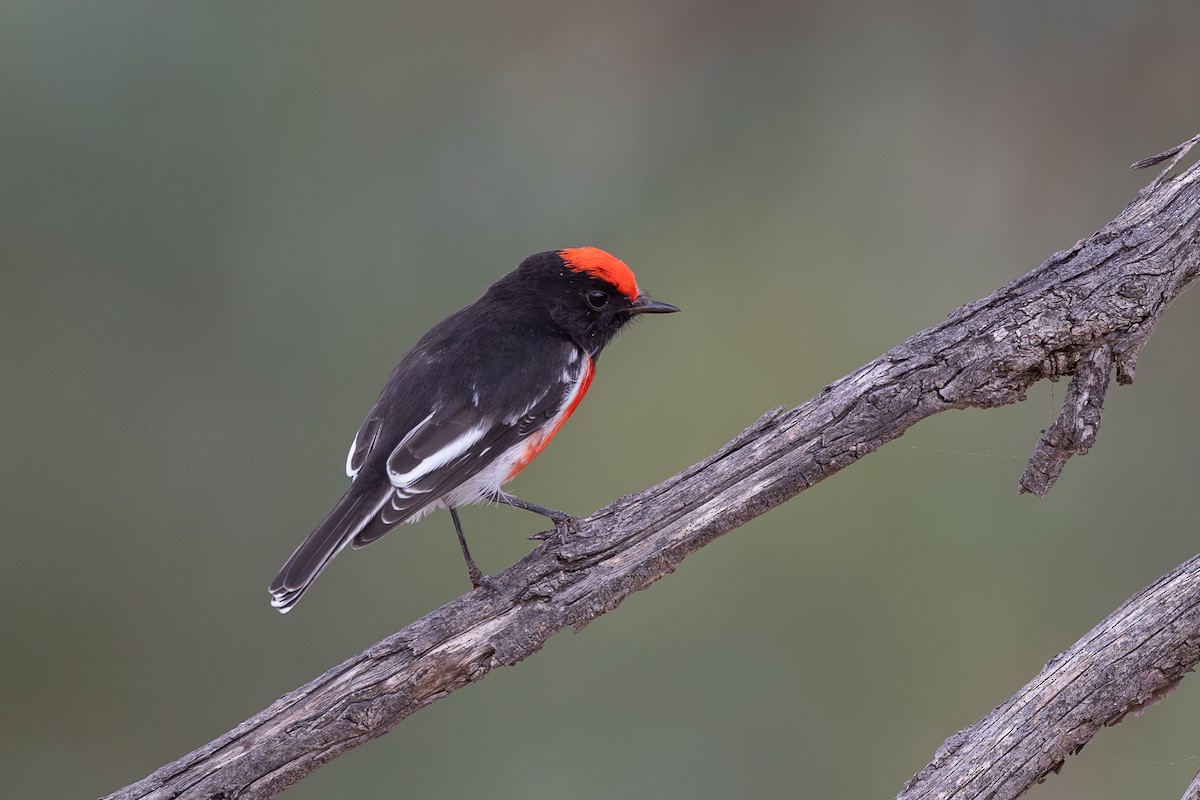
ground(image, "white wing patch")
xmin=387 ymin=422 xmax=487 ymax=488
xmin=345 ymin=422 xmax=381 ymax=478
xmin=347 ymin=410 xmax=437 ymax=479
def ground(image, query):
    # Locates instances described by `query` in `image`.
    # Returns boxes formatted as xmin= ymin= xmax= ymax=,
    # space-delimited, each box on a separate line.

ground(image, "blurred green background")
xmin=4 ymin=2 xmax=1200 ymax=798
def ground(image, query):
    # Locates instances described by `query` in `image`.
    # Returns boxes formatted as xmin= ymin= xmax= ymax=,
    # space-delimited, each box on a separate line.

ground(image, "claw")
xmin=468 ymin=566 xmax=494 ymax=589
xmin=527 ymin=514 xmax=578 ymax=544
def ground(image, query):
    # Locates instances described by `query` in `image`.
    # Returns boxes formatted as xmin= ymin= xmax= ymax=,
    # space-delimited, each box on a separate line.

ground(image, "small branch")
xmin=1131 ymin=132 xmax=1200 ymax=196
xmin=101 ymin=134 xmax=1200 ymax=800
xmin=1019 ymin=342 xmax=1112 ymax=495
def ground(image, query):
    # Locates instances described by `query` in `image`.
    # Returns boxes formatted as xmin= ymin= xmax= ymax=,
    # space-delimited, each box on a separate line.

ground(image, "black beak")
xmin=629 ymin=294 xmax=681 ymax=315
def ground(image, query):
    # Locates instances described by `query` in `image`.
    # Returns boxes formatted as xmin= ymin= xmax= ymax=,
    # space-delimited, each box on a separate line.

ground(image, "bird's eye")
xmin=585 ymin=290 xmax=610 ymax=310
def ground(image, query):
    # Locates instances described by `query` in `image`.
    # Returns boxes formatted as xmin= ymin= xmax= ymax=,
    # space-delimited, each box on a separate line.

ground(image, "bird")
xmin=268 ymin=247 xmax=679 ymax=612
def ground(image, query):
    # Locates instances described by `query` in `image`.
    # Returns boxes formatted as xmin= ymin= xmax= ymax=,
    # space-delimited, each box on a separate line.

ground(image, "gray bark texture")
xmin=102 ymin=134 xmax=1200 ymax=800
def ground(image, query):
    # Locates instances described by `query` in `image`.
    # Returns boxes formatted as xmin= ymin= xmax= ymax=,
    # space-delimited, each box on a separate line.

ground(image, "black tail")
xmin=268 ymin=482 xmax=384 ymax=613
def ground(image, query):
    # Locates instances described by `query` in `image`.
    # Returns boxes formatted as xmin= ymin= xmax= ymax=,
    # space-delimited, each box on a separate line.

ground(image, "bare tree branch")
xmin=900 ymin=554 xmax=1200 ymax=800
xmin=101 ymin=134 xmax=1200 ymax=800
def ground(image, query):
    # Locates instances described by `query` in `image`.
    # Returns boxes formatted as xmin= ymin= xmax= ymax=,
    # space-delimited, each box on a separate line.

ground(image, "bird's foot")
xmin=468 ymin=565 xmax=494 ymax=589
xmin=528 ymin=514 xmax=580 ymax=547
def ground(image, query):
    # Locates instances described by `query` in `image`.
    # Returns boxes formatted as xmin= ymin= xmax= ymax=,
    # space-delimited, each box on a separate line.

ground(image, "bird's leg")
xmin=496 ymin=492 xmax=572 ymax=522
xmin=449 ymin=507 xmax=490 ymax=588
xmin=495 ymin=492 xmax=578 ymax=544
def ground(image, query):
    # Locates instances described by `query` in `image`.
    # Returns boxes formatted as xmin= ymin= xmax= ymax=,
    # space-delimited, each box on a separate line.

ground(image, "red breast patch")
xmin=506 ymin=358 xmax=595 ymax=480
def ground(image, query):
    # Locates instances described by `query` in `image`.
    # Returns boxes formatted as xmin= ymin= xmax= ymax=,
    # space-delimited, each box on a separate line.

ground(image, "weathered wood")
xmin=900 ymin=555 xmax=1200 ymax=800
xmin=101 ymin=134 xmax=1200 ymax=800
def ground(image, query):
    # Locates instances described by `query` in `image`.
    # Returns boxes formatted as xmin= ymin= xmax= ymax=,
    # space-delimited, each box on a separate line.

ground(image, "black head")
xmin=504 ymin=248 xmax=679 ymax=356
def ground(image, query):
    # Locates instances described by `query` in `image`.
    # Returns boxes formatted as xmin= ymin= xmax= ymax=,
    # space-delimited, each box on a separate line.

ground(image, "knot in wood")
xmin=1116 ymin=278 xmax=1149 ymax=299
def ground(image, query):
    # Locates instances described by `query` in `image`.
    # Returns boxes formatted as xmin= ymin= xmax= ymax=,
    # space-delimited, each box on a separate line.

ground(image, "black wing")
xmin=268 ymin=351 xmax=581 ymax=612
xmin=352 ymin=372 xmax=573 ymax=545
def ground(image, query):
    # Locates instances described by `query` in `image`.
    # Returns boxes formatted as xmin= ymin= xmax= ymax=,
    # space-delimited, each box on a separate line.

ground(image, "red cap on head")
xmin=558 ymin=247 xmax=639 ymax=302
